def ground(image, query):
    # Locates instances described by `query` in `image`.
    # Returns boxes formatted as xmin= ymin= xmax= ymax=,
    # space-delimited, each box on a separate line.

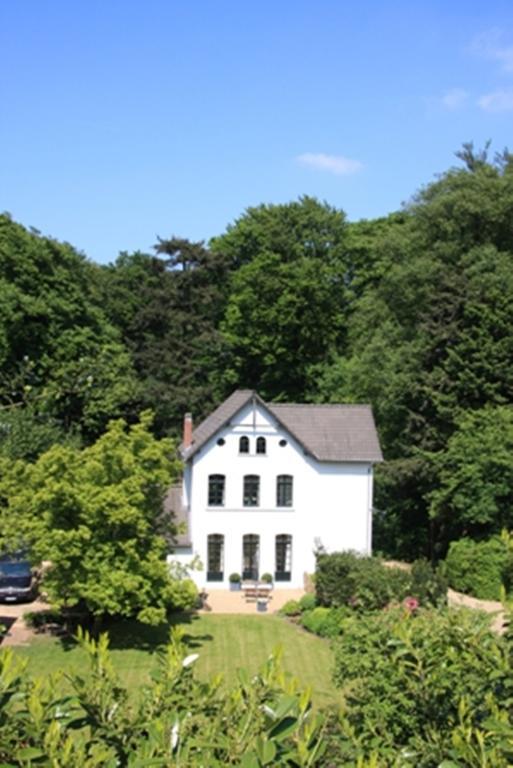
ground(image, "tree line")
xmin=1 ymin=143 xmax=513 ymax=560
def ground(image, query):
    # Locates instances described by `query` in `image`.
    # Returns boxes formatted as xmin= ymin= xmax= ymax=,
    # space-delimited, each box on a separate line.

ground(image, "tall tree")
xmin=0 ymin=413 xmax=182 ymax=625
xmin=211 ymin=196 xmax=350 ymax=400
xmin=0 ymin=215 xmax=140 ymax=446
xmin=314 ymin=148 xmax=513 ymax=557
xmin=100 ymin=239 xmax=233 ymax=436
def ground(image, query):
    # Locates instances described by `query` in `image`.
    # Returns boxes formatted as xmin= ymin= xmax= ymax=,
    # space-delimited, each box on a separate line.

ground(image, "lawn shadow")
xmin=55 ymin=611 xmax=212 ymax=653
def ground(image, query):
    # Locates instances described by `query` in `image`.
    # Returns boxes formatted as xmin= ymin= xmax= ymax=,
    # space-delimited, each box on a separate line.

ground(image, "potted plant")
xmin=229 ymin=573 xmax=241 ymax=591
xmin=260 ymin=573 xmax=273 ymax=585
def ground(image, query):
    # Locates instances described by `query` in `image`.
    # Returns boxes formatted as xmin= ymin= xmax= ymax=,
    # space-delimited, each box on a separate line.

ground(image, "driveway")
xmin=0 ymin=597 xmax=50 ymax=646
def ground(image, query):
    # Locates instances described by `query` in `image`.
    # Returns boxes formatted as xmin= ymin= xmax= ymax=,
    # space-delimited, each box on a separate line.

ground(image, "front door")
xmin=242 ymin=534 xmax=259 ymax=581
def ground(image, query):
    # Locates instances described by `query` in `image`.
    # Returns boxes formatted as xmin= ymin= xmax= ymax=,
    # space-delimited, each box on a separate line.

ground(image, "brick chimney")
xmin=183 ymin=412 xmax=193 ymax=449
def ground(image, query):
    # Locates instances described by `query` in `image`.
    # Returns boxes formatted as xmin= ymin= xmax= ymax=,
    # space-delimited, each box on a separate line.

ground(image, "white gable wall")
xmin=171 ymin=401 xmax=373 ymax=589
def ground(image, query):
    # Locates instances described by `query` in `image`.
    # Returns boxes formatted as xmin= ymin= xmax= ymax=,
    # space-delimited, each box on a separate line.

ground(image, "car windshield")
xmin=0 ymin=561 xmax=30 ymax=576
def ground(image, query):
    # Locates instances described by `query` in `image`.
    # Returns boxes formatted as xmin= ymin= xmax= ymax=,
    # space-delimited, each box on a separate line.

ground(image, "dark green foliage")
xmin=99 ymin=240 xmax=233 ymax=437
xmin=445 ymin=535 xmax=511 ymax=600
xmin=429 ymin=406 xmax=513 ymax=543
xmin=315 ymin=551 xmax=411 ymax=611
xmin=315 ymin=150 xmax=513 ymax=559
xmin=0 ymin=215 xmax=140 ymax=442
xmin=0 ymin=405 xmax=79 ymax=461
xmin=314 ymin=552 xmax=445 ymax=614
xmin=409 ymin=558 xmax=448 ymax=606
xmin=212 ymin=197 xmax=350 ymax=401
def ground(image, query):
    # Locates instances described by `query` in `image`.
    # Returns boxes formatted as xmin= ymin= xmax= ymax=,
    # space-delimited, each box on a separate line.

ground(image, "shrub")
xmin=300 ymin=606 xmax=345 ymax=638
xmin=0 ymin=629 xmax=326 ymax=765
xmin=298 ymin=593 xmax=316 ymax=612
xmin=445 ymin=536 xmax=509 ymax=600
xmin=24 ymin=609 xmax=65 ymax=630
xmin=166 ymin=578 xmax=198 ymax=611
xmin=229 ymin=572 xmax=241 ymax=584
xmin=260 ymin=572 xmax=273 ymax=583
xmin=315 ymin=551 xmax=410 ymax=611
xmin=330 ymin=607 xmax=510 ymax=765
xmin=409 ymin=558 xmax=448 ymax=606
xmin=280 ymin=599 xmax=301 ymax=616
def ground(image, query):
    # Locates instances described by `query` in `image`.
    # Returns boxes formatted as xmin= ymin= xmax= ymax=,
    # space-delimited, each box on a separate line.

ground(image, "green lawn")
xmin=15 ymin=614 xmax=339 ymax=709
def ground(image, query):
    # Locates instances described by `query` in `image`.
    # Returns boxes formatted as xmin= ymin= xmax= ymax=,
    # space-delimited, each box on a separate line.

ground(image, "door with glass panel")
xmin=242 ymin=534 xmax=259 ymax=581
xmin=275 ymin=534 xmax=292 ymax=581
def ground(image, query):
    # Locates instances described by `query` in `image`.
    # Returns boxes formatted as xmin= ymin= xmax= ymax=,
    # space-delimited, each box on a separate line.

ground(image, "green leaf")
xmin=269 ymin=716 xmax=299 ymax=742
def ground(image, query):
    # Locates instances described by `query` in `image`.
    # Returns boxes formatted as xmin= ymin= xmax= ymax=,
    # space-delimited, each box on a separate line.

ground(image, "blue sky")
xmin=1 ymin=1 xmax=513 ymax=264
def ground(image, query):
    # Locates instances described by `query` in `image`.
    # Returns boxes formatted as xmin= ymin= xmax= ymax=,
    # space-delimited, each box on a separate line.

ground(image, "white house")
xmin=167 ymin=389 xmax=383 ymax=589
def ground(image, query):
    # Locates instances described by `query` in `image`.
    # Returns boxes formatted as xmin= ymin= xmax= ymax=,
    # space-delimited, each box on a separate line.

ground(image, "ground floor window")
xmin=242 ymin=533 xmax=260 ymax=580
xmin=207 ymin=534 xmax=224 ymax=581
xmin=275 ymin=534 xmax=292 ymax=581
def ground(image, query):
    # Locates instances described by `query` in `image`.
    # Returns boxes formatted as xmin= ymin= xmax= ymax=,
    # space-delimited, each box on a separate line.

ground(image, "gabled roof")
xmin=182 ymin=389 xmax=383 ymax=463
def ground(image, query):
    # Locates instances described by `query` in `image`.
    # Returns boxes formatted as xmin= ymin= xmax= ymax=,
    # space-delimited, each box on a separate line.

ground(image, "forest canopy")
xmin=2 ymin=144 xmax=513 ymax=560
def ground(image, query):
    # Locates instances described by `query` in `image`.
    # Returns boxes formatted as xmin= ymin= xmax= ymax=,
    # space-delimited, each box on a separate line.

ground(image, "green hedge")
xmin=445 ymin=535 xmax=512 ymax=600
xmin=300 ymin=606 xmax=347 ymax=638
xmin=314 ymin=551 xmax=447 ymax=612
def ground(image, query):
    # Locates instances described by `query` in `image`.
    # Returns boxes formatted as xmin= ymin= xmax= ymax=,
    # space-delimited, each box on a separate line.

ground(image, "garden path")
xmin=448 ymin=588 xmax=505 ymax=633
xmin=0 ymin=597 xmax=50 ymax=646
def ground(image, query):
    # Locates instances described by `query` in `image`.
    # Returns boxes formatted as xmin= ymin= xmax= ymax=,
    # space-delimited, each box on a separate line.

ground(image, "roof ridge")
xmin=269 ymin=402 xmax=372 ymax=409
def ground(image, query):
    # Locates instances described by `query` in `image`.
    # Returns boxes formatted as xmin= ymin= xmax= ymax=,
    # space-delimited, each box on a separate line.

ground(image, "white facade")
xmin=171 ymin=399 xmax=375 ymax=590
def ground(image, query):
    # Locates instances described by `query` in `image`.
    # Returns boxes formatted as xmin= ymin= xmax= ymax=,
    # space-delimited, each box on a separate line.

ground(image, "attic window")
xmin=279 ymin=439 xmax=287 ymax=447
xmin=256 ymin=437 xmax=266 ymax=454
xmin=217 ymin=438 xmax=225 ymax=446
xmin=239 ymin=436 xmax=249 ymax=454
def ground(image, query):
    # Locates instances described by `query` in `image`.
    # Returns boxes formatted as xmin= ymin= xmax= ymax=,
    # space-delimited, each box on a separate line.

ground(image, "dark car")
xmin=0 ymin=556 xmax=36 ymax=603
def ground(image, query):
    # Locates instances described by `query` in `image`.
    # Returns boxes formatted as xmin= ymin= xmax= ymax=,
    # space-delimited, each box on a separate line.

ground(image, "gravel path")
xmin=447 ymin=588 xmax=506 ymax=633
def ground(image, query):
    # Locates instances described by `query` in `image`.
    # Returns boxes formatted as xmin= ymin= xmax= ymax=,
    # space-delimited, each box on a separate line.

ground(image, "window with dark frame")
xmin=239 ymin=436 xmax=249 ymax=454
xmin=256 ymin=436 xmax=266 ymax=454
xmin=208 ymin=474 xmax=225 ymax=506
xmin=243 ymin=474 xmax=259 ymax=506
xmin=207 ymin=534 xmax=224 ymax=581
xmin=276 ymin=475 xmax=293 ymax=507
xmin=275 ymin=534 xmax=292 ymax=581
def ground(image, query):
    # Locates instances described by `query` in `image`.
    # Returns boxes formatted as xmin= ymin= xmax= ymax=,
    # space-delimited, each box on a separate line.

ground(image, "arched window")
xmin=239 ymin=436 xmax=249 ymax=454
xmin=276 ymin=475 xmax=293 ymax=507
xmin=243 ymin=475 xmax=259 ymax=506
xmin=275 ymin=534 xmax=292 ymax=581
xmin=208 ymin=474 xmax=225 ymax=506
xmin=256 ymin=436 xmax=266 ymax=454
xmin=207 ymin=534 xmax=224 ymax=581
xmin=242 ymin=534 xmax=260 ymax=581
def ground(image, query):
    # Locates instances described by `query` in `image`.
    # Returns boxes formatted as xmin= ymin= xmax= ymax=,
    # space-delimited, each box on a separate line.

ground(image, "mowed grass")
xmin=15 ymin=614 xmax=339 ymax=709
